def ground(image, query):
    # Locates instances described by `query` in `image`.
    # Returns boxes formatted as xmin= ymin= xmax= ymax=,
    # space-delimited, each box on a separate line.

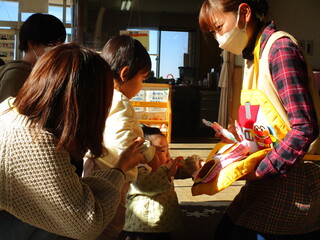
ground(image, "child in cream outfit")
xmin=83 ymin=35 xmax=155 ymax=240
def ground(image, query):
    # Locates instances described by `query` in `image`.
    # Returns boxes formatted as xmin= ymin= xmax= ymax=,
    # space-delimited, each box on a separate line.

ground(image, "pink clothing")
xmin=195 ymin=140 xmax=251 ymax=183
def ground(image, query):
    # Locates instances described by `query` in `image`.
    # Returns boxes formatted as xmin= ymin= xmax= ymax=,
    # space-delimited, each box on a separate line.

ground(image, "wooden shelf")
xmin=131 ymin=83 xmax=172 ymax=143
xmin=0 ymin=29 xmax=15 ymax=63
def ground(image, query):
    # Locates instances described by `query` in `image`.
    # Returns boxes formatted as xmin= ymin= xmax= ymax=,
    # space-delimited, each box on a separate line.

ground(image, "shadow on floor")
xmin=117 ymin=201 xmax=231 ymax=240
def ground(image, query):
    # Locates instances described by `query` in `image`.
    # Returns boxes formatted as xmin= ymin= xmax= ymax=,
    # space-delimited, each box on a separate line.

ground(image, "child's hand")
xmin=114 ymin=137 xmax=145 ymax=172
xmin=166 ymin=156 xmax=183 ymax=168
xmin=174 ymin=155 xmax=204 ymax=179
xmin=167 ymin=157 xmax=181 ymax=178
xmin=174 ymin=156 xmax=184 ymax=164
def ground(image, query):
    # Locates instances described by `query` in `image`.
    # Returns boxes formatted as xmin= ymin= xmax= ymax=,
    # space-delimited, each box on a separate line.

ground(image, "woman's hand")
xmin=215 ymin=123 xmax=241 ymax=143
xmin=239 ymin=169 xmax=262 ymax=180
xmin=113 ymin=137 xmax=145 ymax=172
xmin=147 ymin=154 xmax=161 ymax=172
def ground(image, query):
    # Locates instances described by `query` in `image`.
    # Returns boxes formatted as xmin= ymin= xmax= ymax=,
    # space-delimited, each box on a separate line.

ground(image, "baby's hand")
xmin=166 ymin=156 xmax=183 ymax=168
xmin=167 ymin=157 xmax=181 ymax=178
xmin=174 ymin=156 xmax=184 ymax=164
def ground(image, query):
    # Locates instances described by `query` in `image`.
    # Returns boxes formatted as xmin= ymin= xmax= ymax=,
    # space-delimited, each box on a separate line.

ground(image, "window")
xmin=0 ymin=1 xmax=18 ymax=21
xmin=159 ymin=30 xmax=189 ymax=79
xmin=129 ymin=28 xmax=193 ymax=80
xmin=0 ymin=0 xmax=72 ymax=60
xmin=147 ymin=30 xmax=159 ymax=78
xmin=48 ymin=0 xmax=72 ymax=24
xmin=0 ymin=0 xmax=71 ymax=23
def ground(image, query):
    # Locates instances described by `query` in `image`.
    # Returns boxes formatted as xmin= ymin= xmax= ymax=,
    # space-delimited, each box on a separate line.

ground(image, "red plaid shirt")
xmin=227 ymin=22 xmax=320 ymax=235
xmin=253 ymin=22 xmax=319 ymax=178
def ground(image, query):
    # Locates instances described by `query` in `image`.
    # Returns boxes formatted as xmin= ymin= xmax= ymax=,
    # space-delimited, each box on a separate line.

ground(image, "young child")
xmin=83 ymin=35 xmax=156 ymax=240
xmin=122 ymin=125 xmax=182 ymax=240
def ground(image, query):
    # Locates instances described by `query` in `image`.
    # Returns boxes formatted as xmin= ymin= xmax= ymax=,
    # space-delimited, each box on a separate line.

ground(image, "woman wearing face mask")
xmin=0 ymin=13 xmax=66 ymax=103
xmin=199 ymin=0 xmax=320 ymax=239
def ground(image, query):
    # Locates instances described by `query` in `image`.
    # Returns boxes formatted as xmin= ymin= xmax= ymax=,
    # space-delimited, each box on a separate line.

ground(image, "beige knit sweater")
xmin=0 ymin=98 xmax=125 ymax=240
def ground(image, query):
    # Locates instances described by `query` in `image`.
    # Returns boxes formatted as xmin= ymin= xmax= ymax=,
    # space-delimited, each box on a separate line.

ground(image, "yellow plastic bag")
xmin=192 ymin=146 xmax=271 ymax=196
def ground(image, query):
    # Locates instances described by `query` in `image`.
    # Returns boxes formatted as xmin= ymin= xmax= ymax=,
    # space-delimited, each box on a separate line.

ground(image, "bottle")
xmin=203 ymin=77 xmax=208 ymax=88
xmin=207 ymin=68 xmax=215 ymax=89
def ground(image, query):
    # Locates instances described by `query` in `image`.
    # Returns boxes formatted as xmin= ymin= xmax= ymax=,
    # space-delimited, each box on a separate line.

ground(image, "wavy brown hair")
xmin=14 ymin=43 xmax=114 ymax=160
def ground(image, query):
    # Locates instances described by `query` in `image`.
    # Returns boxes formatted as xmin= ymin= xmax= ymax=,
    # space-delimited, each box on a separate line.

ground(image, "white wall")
xmin=267 ymin=0 xmax=320 ymax=70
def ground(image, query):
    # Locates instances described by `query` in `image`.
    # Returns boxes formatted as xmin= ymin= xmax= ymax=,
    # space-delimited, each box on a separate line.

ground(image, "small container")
xmin=207 ymin=68 xmax=219 ymax=90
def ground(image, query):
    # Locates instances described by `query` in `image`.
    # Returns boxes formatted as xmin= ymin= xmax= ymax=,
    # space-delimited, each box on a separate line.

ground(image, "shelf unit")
xmin=131 ymin=83 xmax=172 ymax=143
xmin=0 ymin=29 xmax=15 ymax=63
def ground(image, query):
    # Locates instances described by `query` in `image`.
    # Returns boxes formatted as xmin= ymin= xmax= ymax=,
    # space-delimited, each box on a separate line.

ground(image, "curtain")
xmin=93 ymin=6 xmax=106 ymax=49
xmin=217 ymin=50 xmax=235 ymax=128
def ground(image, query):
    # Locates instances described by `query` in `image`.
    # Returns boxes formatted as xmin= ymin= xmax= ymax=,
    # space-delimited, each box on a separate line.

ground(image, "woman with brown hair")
xmin=0 ymin=43 xmax=144 ymax=240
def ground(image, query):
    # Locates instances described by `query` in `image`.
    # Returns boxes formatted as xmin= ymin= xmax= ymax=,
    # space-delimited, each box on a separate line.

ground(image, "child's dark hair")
xmin=19 ymin=13 xmax=66 ymax=52
xmin=101 ymin=35 xmax=151 ymax=83
xmin=141 ymin=124 xmax=165 ymax=140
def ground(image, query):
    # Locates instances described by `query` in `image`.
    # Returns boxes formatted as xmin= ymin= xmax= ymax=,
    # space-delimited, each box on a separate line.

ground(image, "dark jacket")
xmin=0 ymin=60 xmax=32 ymax=103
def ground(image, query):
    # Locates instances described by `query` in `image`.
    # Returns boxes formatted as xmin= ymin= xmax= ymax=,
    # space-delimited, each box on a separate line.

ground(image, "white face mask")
xmin=32 ymin=48 xmax=40 ymax=60
xmin=216 ymin=10 xmax=248 ymax=55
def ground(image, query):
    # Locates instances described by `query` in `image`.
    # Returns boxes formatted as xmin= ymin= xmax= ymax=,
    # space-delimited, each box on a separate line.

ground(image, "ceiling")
xmin=96 ymin=0 xmax=203 ymax=14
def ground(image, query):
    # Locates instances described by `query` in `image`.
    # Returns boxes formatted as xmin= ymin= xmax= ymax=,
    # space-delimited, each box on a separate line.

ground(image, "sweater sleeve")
xmin=2 ymin=128 xmax=125 ymax=240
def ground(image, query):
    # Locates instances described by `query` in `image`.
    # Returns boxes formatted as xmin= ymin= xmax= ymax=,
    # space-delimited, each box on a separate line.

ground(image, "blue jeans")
xmin=214 ymin=213 xmax=320 ymax=240
xmin=0 ymin=210 xmax=58 ymax=240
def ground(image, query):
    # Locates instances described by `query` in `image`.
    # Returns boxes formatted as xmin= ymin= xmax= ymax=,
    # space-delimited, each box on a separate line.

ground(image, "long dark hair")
xmin=15 ymin=43 xmax=114 ymax=160
xmin=101 ymin=35 xmax=151 ymax=84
